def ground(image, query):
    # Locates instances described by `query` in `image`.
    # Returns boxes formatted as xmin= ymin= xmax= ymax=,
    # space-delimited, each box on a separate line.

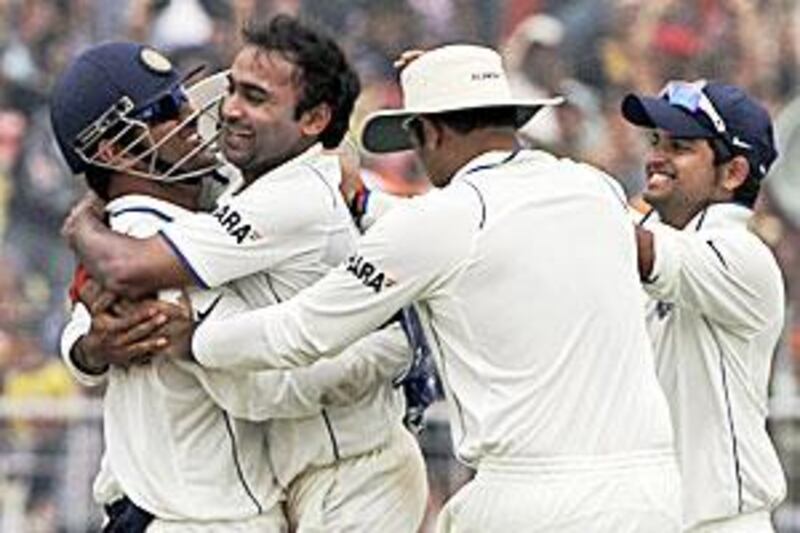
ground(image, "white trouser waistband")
xmin=477 ymin=448 xmax=677 ymax=480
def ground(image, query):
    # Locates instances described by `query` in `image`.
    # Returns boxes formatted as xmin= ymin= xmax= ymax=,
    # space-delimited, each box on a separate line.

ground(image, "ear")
xmin=420 ymin=117 xmax=444 ymax=150
xmin=720 ymin=155 xmax=750 ymax=193
xmin=298 ymin=103 xmax=332 ymax=138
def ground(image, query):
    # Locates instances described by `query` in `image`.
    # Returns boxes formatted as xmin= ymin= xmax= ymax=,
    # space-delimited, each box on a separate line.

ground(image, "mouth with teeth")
xmin=645 ymin=163 xmax=677 ymax=190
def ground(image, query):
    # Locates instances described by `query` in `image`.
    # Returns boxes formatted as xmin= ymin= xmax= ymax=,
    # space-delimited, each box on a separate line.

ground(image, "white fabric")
xmin=159 ymin=145 xmax=417 ymax=487
xmin=641 ymin=204 xmax=786 ymax=529
xmin=146 ymin=505 xmax=287 ymax=532
xmin=436 ymin=451 xmax=680 ymax=533
xmin=687 ymin=511 xmax=773 ymax=532
xmin=159 ymin=145 xmax=354 ymax=289
xmin=193 ymin=148 xmax=679 ymax=526
xmin=286 ymin=425 xmax=428 ymax=533
xmin=60 ymin=303 xmax=104 ymax=387
xmin=61 ymin=188 xmax=417 ymax=519
xmin=61 ymin=195 xmax=281 ymax=521
xmin=369 ymin=45 xmax=563 ymax=119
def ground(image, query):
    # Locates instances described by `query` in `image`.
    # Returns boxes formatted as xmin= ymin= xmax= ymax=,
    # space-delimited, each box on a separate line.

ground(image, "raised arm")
xmin=636 ymin=220 xmax=783 ymax=332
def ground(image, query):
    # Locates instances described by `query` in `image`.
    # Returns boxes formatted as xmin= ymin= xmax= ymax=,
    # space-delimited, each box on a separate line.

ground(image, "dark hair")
xmin=731 ymin=174 xmax=760 ymax=208
xmin=429 ymin=107 xmax=518 ymax=134
xmin=84 ymin=166 xmax=112 ymax=200
xmin=242 ymin=15 xmax=360 ymax=149
xmin=707 ymin=139 xmax=760 ymax=208
xmin=410 ymin=107 xmax=519 ymax=145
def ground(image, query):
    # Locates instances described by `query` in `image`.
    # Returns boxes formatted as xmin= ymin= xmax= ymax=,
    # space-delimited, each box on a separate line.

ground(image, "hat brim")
xmin=621 ymin=94 xmax=713 ymax=138
xmin=361 ymin=97 xmax=564 ymax=154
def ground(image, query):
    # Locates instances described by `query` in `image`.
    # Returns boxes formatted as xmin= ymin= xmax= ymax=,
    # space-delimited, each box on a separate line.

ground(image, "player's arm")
xmin=61 ymin=302 xmax=108 ymax=385
xmin=635 ymin=221 xmax=780 ymax=332
xmin=198 ymin=323 xmax=411 ymax=421
xmin=155 ymin=196 xmax=472 ymax=371
xmin=62 ymin=196 xmax=193 ymax=298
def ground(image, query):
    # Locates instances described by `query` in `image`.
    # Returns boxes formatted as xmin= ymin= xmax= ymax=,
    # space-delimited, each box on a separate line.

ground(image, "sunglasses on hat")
xmin=659 ymin=80 xmax=753 ymax=153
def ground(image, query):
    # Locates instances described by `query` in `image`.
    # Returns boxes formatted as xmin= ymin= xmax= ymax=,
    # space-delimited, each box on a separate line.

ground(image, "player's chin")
xmin=641 ymin=187 xmax=670 ymax=206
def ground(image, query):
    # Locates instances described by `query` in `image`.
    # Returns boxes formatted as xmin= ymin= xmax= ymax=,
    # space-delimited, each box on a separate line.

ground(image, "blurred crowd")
xmin=1 ymin=0 xmax=800 ymax=530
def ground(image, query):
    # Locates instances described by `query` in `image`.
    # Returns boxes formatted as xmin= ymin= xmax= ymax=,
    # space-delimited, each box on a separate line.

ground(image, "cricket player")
xmin=52 ymin=41 xmax=287 ymax=531
xmin=622 ymin=80 xmax=786 ymax=531
xmin=138 ymin=44 xmax=683 ymax=532
xmin=61 ymin=16 xmax=428 ymax=532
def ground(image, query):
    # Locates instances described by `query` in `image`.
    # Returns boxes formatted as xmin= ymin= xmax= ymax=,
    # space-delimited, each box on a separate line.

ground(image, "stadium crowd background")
xmin=1 ymin=0 xmax=800 ymax=531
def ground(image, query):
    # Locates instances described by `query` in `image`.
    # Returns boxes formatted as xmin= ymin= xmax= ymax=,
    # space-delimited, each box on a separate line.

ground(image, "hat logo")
xmin=140 ymin=48 xmax=173 ymax=74
xmin=471 ymin=71 xmax=500 ymax=81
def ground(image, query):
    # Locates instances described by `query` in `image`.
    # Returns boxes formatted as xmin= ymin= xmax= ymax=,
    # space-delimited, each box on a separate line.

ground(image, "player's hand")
xmin=78 ymin=277 xmax=118 ymax=315
xmin=333 ymin=139 xmax=366 ymax=214
xmin=394 ymin=49 xmax=426 ymax=71
xmin=74 ymin=302 xmax=169 ymax=371
xmin=145 ymin=294 xmax=196 ymax=362
xmin=61 ymin=191 xmax=106 ymax=244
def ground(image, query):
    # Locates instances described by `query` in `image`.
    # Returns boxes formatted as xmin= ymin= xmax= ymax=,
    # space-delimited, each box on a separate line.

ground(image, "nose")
xmin=221 ymin=93 xmax=243 ymax=124
xmin=645 ymin=136 xmax=670 ymax=164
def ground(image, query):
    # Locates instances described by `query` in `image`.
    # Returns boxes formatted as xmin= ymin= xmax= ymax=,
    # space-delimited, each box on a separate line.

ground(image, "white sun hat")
xmin=361 ymin=44 xmax=564 ymax=153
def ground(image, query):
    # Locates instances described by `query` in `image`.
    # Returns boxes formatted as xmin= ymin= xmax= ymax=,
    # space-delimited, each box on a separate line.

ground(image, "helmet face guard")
xmin=72 ymin=85 xmax=224 ymax=183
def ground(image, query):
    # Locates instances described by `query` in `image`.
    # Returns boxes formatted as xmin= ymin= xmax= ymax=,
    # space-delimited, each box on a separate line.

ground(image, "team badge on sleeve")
xmin=211 ymin=204 xmax=254 ymax=244
xmin=346 ymin=254 xmax=395 ymax=292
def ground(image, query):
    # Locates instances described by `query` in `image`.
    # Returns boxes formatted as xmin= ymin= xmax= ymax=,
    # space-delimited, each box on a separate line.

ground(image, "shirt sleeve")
xmin=358 ymin=189 xmax=409 ymax=231
xmin=192 ymin=192 xmax=475 ymax=371
xmin=159 ymin=161 xmax=347 ymax=288
xmin=59 ymin=303 xmax=108 ymax=387
xmin=644 ymin=221 xmax=782 ymax=333
xmin=195 ymin=323 xmax=410 ymax=420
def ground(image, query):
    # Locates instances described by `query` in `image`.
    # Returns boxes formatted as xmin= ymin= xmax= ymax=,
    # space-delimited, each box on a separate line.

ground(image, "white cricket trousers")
xmin=287 ymin=425 xmax=428 ymax=532
xmin=688 ymin=511 xmax=774 ymax=532
xmin=436 ymin=450 xmax=682 ymax=533
xmin=146 ymin=505 xmax=287 ymax=532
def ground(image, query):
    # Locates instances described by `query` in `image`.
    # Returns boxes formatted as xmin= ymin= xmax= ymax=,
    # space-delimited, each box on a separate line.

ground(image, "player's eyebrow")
xmin=229 ymin=75 xmax=272 ymax=101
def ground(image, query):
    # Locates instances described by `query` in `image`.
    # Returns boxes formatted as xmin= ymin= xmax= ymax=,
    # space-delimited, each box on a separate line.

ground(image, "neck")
xmin=437 ymin=130 xmax=518 ymax=186
xmin=655 ymin=198 xmax=711 ymax=229
xmin=242 ymin=139 xmax=316 ymax=185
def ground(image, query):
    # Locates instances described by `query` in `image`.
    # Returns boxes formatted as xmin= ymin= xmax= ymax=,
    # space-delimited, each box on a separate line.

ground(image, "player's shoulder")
xmin=367 ymin=188 xmax=478 ymax=266
xmin=695 ymin=207 xmax=782 ymax=285
xmin=106 ymin=194 xmax=191 ymax=237
xmin=238 ymin=153 xmax=341 ymax=208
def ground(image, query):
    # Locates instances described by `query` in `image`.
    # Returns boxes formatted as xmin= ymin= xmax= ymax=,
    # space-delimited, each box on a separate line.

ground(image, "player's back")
xmin=428 ymin=149 xmax=674 ymax=464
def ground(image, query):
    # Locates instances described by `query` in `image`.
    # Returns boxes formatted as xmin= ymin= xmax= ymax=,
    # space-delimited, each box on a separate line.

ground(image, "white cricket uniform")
xmin=62 ymin=192 xmax=424 ymax=530
xmin=61 ymin=195 xmax=286 ymax=531
xmin=640 ymin=203 xmax=786 ymax=532
xmin=191 ymin=149 xmax=682 ymax=532
xmin=158 ymin=145 xmax=427 ymax=532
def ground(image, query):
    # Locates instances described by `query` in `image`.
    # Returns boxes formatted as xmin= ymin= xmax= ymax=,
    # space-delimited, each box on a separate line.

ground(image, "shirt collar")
xmin=256 ymin=142 xmax=326 ymax=182
xmin=106 ymin=194 xmax=192 ymax=220
xmin=451 ymin=148 xmax=556 ymax=183
xmin=687 ymin=202 xmax=753 ymax=232
xmin=643 ymin=202 xmax=753 ymax=233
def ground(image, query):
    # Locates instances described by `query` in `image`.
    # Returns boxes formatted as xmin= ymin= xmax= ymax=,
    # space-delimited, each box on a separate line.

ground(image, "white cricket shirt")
xmin=61 ymin=195 xmax=281 ymax=521
xmin=158 ymin=145 xmax=409 ymax=485
xmin=62 ymin=191 xmax=412 ymax=515
xmin=641 ymin=203 xmax=786 ymax=529
xmin=194 ymin=149 xmax=676 ymax=468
